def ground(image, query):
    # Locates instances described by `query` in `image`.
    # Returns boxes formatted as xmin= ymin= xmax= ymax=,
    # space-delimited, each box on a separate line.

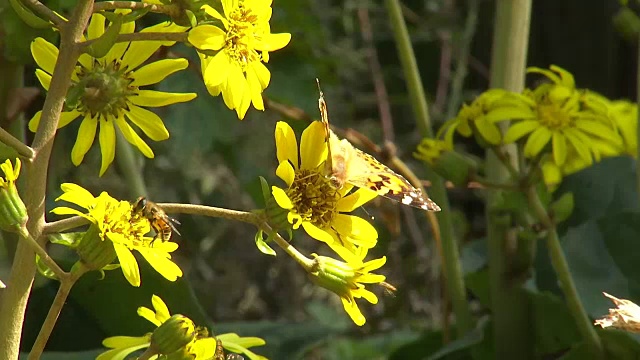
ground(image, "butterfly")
xmin=316 ymin=81 xmax=441 ymax=211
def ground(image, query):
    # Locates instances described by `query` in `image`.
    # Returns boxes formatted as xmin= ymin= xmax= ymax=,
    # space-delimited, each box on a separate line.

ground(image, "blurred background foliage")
xmin=2 ymin=0 xmax=640 ymax=359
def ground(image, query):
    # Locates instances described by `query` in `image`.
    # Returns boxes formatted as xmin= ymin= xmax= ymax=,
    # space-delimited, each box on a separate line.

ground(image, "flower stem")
xmin=18 ymin=227 xmax=67 ymax=280
xmin=93 ymin=1 xmax=179 ymax=14
xmin=27 ymin=264 xmax=88 ymax=360
xmin=526 ymin=186 xmax=603 ymax=358
xmin=260 ymin=222 xmax=314 ymax=271
xmin=21 ymin=0 xmax=66 ymax=27
xmin=159 ymin=203 xmax=260 ymax=225
xmin=43 ymin=216 xmax=89 ymax=234
xmin=0 ymin=1 xmax=95 ymax=358
xmin=636 ymin=35 xmax=640 ymax=198
xmin=385 ymin=0 xmax=473 ymax=336
xmin=0 ymin=127 xmax=34 ymax=160
xmin=485 ymin=1 xmax=535 ymax=358
xmin=115 ymin=131 xmax=148 ymax=198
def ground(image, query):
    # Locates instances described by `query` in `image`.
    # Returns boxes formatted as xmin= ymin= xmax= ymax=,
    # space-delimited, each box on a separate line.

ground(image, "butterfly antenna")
xmin=361 ymin=206 xmax=375 ymax=221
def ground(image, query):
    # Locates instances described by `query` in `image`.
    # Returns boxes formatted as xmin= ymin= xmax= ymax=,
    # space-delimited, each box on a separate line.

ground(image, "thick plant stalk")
xmin=385 ymin=0 xmax=473 ymax=336
xmin=0 ymin=1 xmax=95 ymax=358
xmin=486 ymin=1 xmax=534 ymax=358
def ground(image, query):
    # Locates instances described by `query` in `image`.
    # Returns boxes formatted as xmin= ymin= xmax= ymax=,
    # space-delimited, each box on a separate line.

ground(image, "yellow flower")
xmin=97 ymin=295 xmax=267 ymax=360
xmin=502 ymin=65 xmax=623 ymax=167
xmin=51 ymin=183 xmax=182 ymax=286
xmin=188 ymin=0 xmax=291 ymax=119
xmin=438 ymin=89 xmax=529 ymax=147
xmin=309 ymin=247 xmax=387 ymax=326
xmin=29 ymin=14 xmax=196 ymax=176
xmin=271 ymin=121 xmax=379 ymax=255
xmin=607 ymin=99 xmax=637 ymax=157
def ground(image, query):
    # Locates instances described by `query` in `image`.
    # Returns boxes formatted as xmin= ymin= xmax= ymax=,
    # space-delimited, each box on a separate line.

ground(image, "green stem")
xmin=27 ymin=265 xmax=87 ymax=360
xmin=159 ymin=203 xmax=260 ymax=225
xmin=19 ymin=227 xmax=67 ymax=280
xmin=115 ymin=131 xmax=148 ymax=198
xmin=445 ymin=0 xmax=479 ymax=120
xmin=0 ymin=1 xmax=95 ymax=358
xmin=385 ymin=0 xmax=473 ymax=336
xmin=260 ymin=222 xmax=314 ymax=271
xmin=526 ymin=186 xmax=603 ymax=358
xmin=0 ymin=127 xmax=34 ymax=160
xmin=486 ymin=1 xmax=535 ymax=358
xmin=636 ymin=35 xmax=640 ymax=198
xmin=21 ymin=0 xmax=66 ymax=27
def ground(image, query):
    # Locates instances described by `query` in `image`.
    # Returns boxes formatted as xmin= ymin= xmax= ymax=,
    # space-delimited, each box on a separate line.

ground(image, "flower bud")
xmin=76 ymin=224 xmax=117 ymax=271
xmin=415 ymin=140 xmax=478 ymax=187
xmin=308 ymin=255 xmax=355 ymax=298
xmin=150 ymin=314 xmax=197 ymax=355
xmin=0 ymin=159 xmax=27 ymax=233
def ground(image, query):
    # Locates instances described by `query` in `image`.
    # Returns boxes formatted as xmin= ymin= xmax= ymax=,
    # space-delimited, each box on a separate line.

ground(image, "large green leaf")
xmin=557 ymin=156 xmax=638 ymax=227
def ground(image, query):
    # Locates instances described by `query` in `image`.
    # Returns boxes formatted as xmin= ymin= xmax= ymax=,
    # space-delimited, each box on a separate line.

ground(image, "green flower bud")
xmin=309 ymin=255 xmax=356 ymax=298
xmin=415 ymin=139 xmax=479 ymax=186
xmin=151 ymin=314 xmax=197 ymax=355
xmin=76 ymin=225 xmax=117 ymax=271
xmin=0 ymin=159 xmax=27 ymax=233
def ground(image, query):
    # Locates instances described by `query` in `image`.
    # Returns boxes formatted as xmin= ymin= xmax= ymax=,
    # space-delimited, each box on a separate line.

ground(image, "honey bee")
xmin=131 ymin=196 xmax=180 ymax=244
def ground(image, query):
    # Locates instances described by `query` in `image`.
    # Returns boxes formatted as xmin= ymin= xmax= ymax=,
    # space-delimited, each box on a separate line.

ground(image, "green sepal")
xmin=47 ymin=231 xmax=84 ymax=248
xmin=83 ymin=14 xmax=123 ymax=58
xmin=9 ymin=0 xmax=52 ymax=29
xmin=550 ymin=192 xmax=574 ymax=224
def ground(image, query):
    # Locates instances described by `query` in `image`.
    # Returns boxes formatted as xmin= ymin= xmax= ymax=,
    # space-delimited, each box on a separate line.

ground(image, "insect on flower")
xmin=131 ymin=196 xmax=181 ymax=244
xmin=316 ymin=80 xmax=441 ymax=211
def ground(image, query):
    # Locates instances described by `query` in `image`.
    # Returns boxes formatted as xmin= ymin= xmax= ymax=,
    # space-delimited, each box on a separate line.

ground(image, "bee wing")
xmin=167 ymin=217 xmax=181 ymax=236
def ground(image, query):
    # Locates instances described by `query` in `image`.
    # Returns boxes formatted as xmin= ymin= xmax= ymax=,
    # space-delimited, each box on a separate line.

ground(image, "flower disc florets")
xmin=286 ymin=169 xmax=340 ymax=229
xmin=72 ymin=61 xmax=135 ymax=118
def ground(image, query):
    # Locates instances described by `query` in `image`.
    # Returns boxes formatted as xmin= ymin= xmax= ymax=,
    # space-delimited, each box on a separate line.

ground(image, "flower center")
xmin=537 ymin=103 xmax=572 ymax=130
xmin=223 ymin=2 xmax=264 ymax=70
xmin=93 ymin=197 xmax=151 ymax=247
xmin=70 ymin=59 xmax=136 ymax=118
xmin=286 ymin=170 xmax=340 ymax=228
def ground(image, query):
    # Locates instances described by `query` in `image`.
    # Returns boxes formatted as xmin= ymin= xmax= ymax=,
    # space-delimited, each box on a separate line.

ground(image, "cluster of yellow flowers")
xmin=422 ymin=65 xmax=637 ymax=188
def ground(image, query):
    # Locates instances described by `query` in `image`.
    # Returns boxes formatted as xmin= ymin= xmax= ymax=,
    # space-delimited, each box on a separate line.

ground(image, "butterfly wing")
xmin=346 ymin=147 xmax=441 ymax=211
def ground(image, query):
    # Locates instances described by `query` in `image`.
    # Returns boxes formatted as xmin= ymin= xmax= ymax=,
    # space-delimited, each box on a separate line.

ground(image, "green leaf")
xmin=557 ymin=156 xmax=639 ymax=226
xmin=598 ymin=211 xmax=640 ymax=289
xmin=36 ymin=254 xmax=59 ymax=280
xmin=254 ymin=230 xmax=276 ymax=256
xmin=9 ymin=0 xmax=52 ymax=29
xmin=47 ymin=231 xmax=84 ymax=248
xmin=83 ymin=15 xmax=123 ymax=58
xmin=425 ymin=317 xmax=489 ymax=360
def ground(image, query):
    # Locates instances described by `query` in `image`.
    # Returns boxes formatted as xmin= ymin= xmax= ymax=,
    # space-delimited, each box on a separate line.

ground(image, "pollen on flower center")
xmin=286 ymin=170 xmax=341 ymax=228
xmin=73 ymin=60 xmax=135 ymax=117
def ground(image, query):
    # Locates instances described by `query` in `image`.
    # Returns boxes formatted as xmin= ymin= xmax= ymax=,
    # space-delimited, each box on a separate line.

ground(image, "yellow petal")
xmin=256 ymin=32 xmax=291 ymax=51
xmin=106 ymin=18 xmax=136 ymax=64
xmin=271 ymin=186 xmax=293 ymax=209
xmin=71 ymin=115 xmax=97 ymax=166
xmin=125 ymin=105 xmax=169 ymax=141
xmin=251 ymin=60 xmax=271 ymax=90
xmin=188 ymin=25 xmax=226 ymax=51
xmin=131 ymin=59 xmax=189 ymax=87
xmin=523 ymin=126 xmax=552 ymax=157
xmin=275 ymin=161 xmax=295 ymax=187
xmin=31 ymin=38 xmax=58 ymax=75
xmin=130 ymin=90 xmax=197 ymax=107
xmin=59 ymin=110 xmax=82 ymax=129
xmin=35 ymin=69 xmax=51 ymax=91
xmin=235 ymin=84 xmax=252 ymax=120
xmin=136 ymin=306 xmax=161 ymax=327
xmin=246 ymin=65 xmax=264 ymax=111
xmin=552 ymin=132 xmax=567 ymax=165
xmin=137 ymin=249 xmax=183 ymax=281
xmin=341 ymin=297 xmax=365 ymax=326
xmin=337 ymin=188 xmax=377 ymax=212
xmin=475 ymin=117 xmax=502 ymax=145
xmin=203 ymin=51 xmax=231 ymax=88
xmin=503 ymin=120 xmax=539 ymax=143
xmin=332 ymin=214 xmax=378 ymax=248
xmin=86 ymin=12 xmax=106 ymax=40
xmin=275 ymin=121 xmax=298 ymax=168
xmin=115 ymin=117 xmax=154 ymax=158
xmin=299 ymin=121 xmax=327 ymax=170
xmin=228 ymin=64 xmax=246 ymax=111
xmin=113 ymin=243 xmax=141 ymax=287
xmin=28 ymin=111 xmax=42 ymax=132
xmin=98 ymin=119 xmax=116 ymax=176
xmin=302 ymin=222 xmax=335 ymax=244
xmin=57 ymin=183 xmax=96 ymax=208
